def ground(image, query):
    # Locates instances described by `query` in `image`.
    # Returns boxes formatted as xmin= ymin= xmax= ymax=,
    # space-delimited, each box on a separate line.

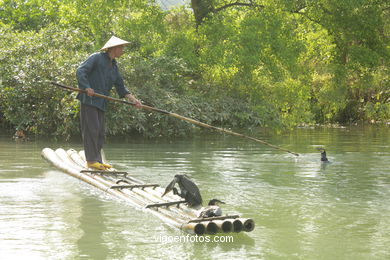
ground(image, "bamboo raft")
xmin=41 ymin=148 xmax=255 ymax=235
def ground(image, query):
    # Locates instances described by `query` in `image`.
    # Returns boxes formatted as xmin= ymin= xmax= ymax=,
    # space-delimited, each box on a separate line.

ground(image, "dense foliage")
xmin=0 ymin=0 xmax=389 ymax=139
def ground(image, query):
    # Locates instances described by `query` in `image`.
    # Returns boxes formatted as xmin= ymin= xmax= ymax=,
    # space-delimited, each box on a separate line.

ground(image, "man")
xmin=76 ymin=36 xmax=141 ymax=170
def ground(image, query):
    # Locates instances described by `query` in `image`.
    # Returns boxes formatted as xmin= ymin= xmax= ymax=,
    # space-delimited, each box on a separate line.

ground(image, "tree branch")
xmin=214 ymin=2 xmax=264 ymax=13
xmin=295 ymin=11 xmax=321 ymax=25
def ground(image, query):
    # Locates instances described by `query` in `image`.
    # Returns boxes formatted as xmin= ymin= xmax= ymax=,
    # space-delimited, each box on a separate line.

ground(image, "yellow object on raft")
xmin=41 ymin=148 xmax=255 ymax=235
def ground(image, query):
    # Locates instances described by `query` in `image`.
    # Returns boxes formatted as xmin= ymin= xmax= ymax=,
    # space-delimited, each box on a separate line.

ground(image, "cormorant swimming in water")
xmin=317 ymin=148 xmax=329 ymax=162
xmin=197 ymin=199 xmax=225 ymax=218
xmin=161 ymin=174 xmax=202 ymax=207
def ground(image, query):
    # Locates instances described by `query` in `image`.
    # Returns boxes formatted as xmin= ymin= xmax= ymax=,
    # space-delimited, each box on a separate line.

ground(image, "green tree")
xmin=0 ymin=0 xmax=388 ymax=139
xmin=293 ymin=0 xmax=390 ymax=122
xmin=0 ymin=0 xmax=61 ymax=31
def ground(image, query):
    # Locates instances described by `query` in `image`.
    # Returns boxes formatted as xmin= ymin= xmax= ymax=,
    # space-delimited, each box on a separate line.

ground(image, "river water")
xmin=0 ymin=126 xmax=389 ymax=260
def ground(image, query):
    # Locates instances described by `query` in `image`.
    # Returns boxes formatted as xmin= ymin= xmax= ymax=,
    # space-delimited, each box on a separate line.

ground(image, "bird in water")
xmin=317 ymin=148 xmax=329 ymax=162
xmin=197 ymin=199 xmax=225 ymax=218
xmin=161 ymin=174 xmax=202 ymax=207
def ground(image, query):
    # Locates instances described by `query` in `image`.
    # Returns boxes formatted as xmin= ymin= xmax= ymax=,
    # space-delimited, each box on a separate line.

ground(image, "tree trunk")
xmin=190 ymin=0 xmax=214 ymax=27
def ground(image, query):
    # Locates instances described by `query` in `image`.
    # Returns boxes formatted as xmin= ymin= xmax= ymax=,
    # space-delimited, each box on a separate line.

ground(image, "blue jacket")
xmin=76 ymin=52 xmax=130 ymax=111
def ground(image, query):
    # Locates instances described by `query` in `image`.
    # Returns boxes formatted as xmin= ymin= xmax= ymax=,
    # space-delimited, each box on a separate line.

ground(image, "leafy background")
xmin=0 ymin=0 xmax=388 ymax=139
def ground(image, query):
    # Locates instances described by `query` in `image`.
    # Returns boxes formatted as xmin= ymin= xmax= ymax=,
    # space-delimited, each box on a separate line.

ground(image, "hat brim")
xmin=100 ymin=43 xmax=129 ymax=52
xmin=100 ymin=36 xmax=130 ymax=51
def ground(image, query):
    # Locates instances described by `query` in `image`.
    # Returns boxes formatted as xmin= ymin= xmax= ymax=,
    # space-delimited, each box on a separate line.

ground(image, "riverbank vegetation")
xmin=0 ymin=0 xmax=388 ymax=139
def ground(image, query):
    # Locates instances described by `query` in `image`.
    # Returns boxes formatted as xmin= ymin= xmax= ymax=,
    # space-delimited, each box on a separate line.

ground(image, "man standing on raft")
xmin=76 ymin=36 xmax=142 ymax=170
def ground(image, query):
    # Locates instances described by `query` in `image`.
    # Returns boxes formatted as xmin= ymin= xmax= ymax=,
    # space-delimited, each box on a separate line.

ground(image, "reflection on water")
xmin=0 ymin=126 xmax=389 ymax=259
xmin=77 ymin=197 xmax=108 ymax=260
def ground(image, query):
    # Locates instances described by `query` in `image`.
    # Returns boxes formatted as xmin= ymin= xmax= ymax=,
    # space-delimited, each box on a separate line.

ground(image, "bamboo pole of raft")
xmin=42 ymin=148 xmax=141 ymax=207
xmin=213 ymin=220 xmax=233 ymax=233
xmin=68 ymin=152 xmax=201 ymax=228
xmin=51 ymin=81 xmax=300 ymax=157
xmin=42 ymin=148 xmax=204 ymax=234
xmin=67 ymin=149 xmax=88 ymax=168
xmin=239 ymin=218 xmax=256 ymax=232
xmin=75 ymin=150 xmax=206 ymax=218
xmin=44 ymin=148 xmax=255 ymax=234
xmin=55 ymin=148 xmax=147 ymax=207
xmin=106 ymin=178 xmax=191 ymax=223
xmin=69 ymin=150 xmax=204 ymax=233
xmin=67 ymin=149 xmax=197 ymax=221
xmin=67 ymin=150 xmax=211 ymax=232
xmin=229 ymin=219 xmax=244 ymax=232
xmin=71 ymin=149 xmax=200 ymax=218
xmin=61 ymin=150 xmax=194 ymax=224
xmin=67 ymin=149 xmax=252 ymax=233
xmin=74 ymin=149 xmax=254 ymax=234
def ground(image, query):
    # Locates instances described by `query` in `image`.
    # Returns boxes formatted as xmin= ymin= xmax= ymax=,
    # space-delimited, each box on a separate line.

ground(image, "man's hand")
xmin=86 ymin=88 xmax=95 ymax=96
xmin=125 ymin=94 xmax=142 ymax=108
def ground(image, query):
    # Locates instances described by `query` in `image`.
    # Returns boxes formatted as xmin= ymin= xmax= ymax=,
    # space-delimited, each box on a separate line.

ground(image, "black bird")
xmin=198 ymin=199 xmax=225 ymax=218
xmin=317 ymin=148 xmax=329 ymax=162
xmin=162 ymin=175 xmax=202 ymax=207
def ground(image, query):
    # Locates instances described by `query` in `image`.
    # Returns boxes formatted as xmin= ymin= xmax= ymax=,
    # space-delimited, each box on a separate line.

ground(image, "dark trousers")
xmin=80 ymin=104 xmax=105 ymax=163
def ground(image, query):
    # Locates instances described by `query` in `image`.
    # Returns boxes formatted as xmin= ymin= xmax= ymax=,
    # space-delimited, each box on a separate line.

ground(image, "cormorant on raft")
xmin=197 ymin=199 xmax=225 ymax=218
xmin=317 ymin=148 xmax=329 ymax=162
xmin=162 ymin=174 xmax=202 ymax=207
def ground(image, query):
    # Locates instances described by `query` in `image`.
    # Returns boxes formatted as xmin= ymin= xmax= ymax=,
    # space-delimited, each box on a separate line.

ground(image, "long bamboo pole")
xmin=51 ymin=81 xmax=299 ymax=156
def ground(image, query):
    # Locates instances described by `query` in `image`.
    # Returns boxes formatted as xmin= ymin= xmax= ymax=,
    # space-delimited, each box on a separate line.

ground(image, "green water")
xmin=0 ymin=126 xmax=389 ymax=260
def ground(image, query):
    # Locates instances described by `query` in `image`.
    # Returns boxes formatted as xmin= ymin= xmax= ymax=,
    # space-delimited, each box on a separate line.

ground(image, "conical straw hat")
xmin=100 ymin=36 xmax=130 ymax=51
